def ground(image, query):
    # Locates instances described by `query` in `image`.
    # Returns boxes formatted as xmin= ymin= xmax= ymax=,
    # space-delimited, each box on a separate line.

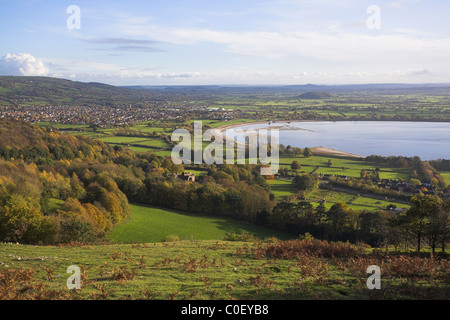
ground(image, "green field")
xmin=267 ymin=177 xmax=410 ymax=211
xmin=267 ymin=178 xmax=298 ymax=199
xmin=108 ymin=203 xmax=293 ymax=243
xmin=278 ymin=155 xmax=409 ymax=180
xmin=440 ymin=171 xmax=450 ymax=185
xmin=131 ymin=139 xmax=169 ymax=147
xmin=305 ymin=189 xmax=410 ymax=211
xmin=98 ymin=136 xmax=146 ymax=143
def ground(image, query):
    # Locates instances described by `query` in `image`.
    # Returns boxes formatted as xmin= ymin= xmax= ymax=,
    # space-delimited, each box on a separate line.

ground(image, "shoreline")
xmin=214 ymin=120 xmax=365 ymax=159
xmin=215 ymin=119 xmax=317 ymax=132
xmin=310 ymin=146 xmax=365 ymax=159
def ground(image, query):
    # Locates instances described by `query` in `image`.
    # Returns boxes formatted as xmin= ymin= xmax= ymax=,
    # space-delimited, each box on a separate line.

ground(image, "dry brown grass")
xmin=252 ymin=239 xmax=364 ymax=259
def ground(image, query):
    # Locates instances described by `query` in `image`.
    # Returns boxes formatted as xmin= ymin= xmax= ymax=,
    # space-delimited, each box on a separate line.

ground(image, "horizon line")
xmin=2 ymin=75 xmax=450 ymax=88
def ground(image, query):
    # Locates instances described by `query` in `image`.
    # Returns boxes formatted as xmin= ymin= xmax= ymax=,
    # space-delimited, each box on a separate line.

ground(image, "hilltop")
xmin=0 ymin=76 xmax=155 ymax=107
xmin=298 ymin=91 xmax=332 ymax=99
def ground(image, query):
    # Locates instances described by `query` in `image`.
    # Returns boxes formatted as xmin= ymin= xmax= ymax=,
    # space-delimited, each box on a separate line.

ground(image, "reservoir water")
xmin=222 ymin=121 xmax=450 ymax=160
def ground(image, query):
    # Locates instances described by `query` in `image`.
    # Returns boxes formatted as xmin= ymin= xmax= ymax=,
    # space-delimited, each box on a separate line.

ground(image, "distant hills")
xmin=125 ymin=82 xmax=450 ymax=94
xmin=0 ymin=76 xmax=155 ymax=107
xmin=298 ymin=91 xmax=332 ymax=99
xmin=1 ymin=76 xmax=449 ymax=107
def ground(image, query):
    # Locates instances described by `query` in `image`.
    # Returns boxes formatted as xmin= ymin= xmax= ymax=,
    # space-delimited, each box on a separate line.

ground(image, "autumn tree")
xmin=292 ymin=173 xmax=319 ymax=193
xmin=303 ymin=147 xmax=313 ymax=158
xmin=291 ymin=160 xmax=301 ymax=170
xmin=359 ymin=211 xmax=386 ymax=246
xmin=0 ymin=194 xmax=55 ymax=244
xmin=424 ymin=199 xmax=449 ymax=253
xmin=405 ymin=195 xmax=442 ymax=252
xmin=326 ymin=202 xmax=351 ymax=240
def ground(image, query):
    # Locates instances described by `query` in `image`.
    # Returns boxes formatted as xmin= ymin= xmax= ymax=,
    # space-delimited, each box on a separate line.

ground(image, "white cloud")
xmin=43 ymin=57 xmax=201 ymax=83
xmin=388 ymin=0 xmax=422 ymax=10
xmin=140 ymin=27 xmax=450 ymax=75
xmin=120 ymin=21 xmax=450 ymax=67
xmin=0 ymin=53 xmax=49 ymax=76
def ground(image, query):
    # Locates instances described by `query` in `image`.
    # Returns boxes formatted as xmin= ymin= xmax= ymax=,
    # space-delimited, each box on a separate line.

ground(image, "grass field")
xmin=1 ymin=239 xmax=447 ymax=300
xmin=305 ymin=189 xmax=410 ymax=211
xmin=127 ymin=146 xmax=158 ymax=153
xmin=130 ymin=139 xmax=170 ymax=147
xmin=267 ymin=177 xmax=410 ymax=211
xmin=108 ymin=203 xmax=293 ymax=243
xmin=440 ymin=171 xmax=450 ymax=185
xmin=98 ymin=136 xmax=150 ymax=144
xmin=267 ymin=179 xmax=298 ymax=199
xmin=278 ymin=155 xmax=410 ymax=180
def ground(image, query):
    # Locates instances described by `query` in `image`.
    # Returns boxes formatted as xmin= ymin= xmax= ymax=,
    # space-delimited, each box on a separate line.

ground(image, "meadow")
xmin=108 ymin=204 xmax=293 ymax=243
xmin=278 ymin=155 xmax=410 ymax=180
xmin=440 ymin=171 xmax=450 ymax=185
xmin=305 ymin=189 xmax=410 ymax=211
xmin=267 ymin=179 xmax=298 ymax=200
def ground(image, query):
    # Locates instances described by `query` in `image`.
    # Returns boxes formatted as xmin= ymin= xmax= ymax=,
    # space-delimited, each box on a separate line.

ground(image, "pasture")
xmin=108 ymin=203 xmax=293 ymax=244
xmin=278 ymin=155 xmax=410 ymax=180
xmin=267 ymin=179 xmax=298 ymax=200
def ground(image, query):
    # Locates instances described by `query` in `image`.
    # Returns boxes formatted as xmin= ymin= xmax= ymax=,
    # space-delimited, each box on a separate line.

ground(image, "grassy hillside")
xmin=0 ymin=76 xmax=153 ymax=106
xmin=0 ymin=239 xmax=447 ymax=300
xmin=108 ymin=204 xmax=292 ymax=243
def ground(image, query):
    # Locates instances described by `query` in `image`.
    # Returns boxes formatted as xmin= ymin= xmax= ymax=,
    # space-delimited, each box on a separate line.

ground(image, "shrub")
xmin=298 ymin=232 xmax=314 ymax=240
xmin=224 ymin=231 xmax=256 ymax=242
xmin=165 ymin=234 xmax=180 ymax=242
xmin=264 ymin=236 xmax=279 ymax=243
xmin=253 ymin=239 xmax=363 ymax=259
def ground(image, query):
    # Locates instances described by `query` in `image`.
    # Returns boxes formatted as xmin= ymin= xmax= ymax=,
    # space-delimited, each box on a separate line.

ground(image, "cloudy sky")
xmin=1 ymin=0 xmax=449 ymax=85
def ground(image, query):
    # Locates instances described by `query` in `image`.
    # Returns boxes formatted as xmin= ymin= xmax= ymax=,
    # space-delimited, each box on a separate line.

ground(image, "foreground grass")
xmin=0 ymin=240 xmax=447 ymax=300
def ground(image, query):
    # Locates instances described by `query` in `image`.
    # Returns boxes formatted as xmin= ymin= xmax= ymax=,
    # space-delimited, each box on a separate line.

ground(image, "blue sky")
xmin=1 ymin=0 xmax=449 ymax=85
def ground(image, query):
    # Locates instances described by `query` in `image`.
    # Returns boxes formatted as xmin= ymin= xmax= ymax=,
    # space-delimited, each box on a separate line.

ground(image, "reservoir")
xmin=221 ymin=121 xmax=450 ymax=160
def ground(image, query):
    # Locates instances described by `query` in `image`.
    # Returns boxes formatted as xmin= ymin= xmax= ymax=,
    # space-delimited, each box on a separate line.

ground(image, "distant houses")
xmin=177 ymin=172 xmax=195 ymax=182
xmin=0 ymin=104 xmax=241 ymax=127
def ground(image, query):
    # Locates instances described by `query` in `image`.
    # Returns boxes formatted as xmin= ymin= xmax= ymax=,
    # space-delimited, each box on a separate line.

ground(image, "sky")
xmin=0 ymin=0 xmax=450 ymax=85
